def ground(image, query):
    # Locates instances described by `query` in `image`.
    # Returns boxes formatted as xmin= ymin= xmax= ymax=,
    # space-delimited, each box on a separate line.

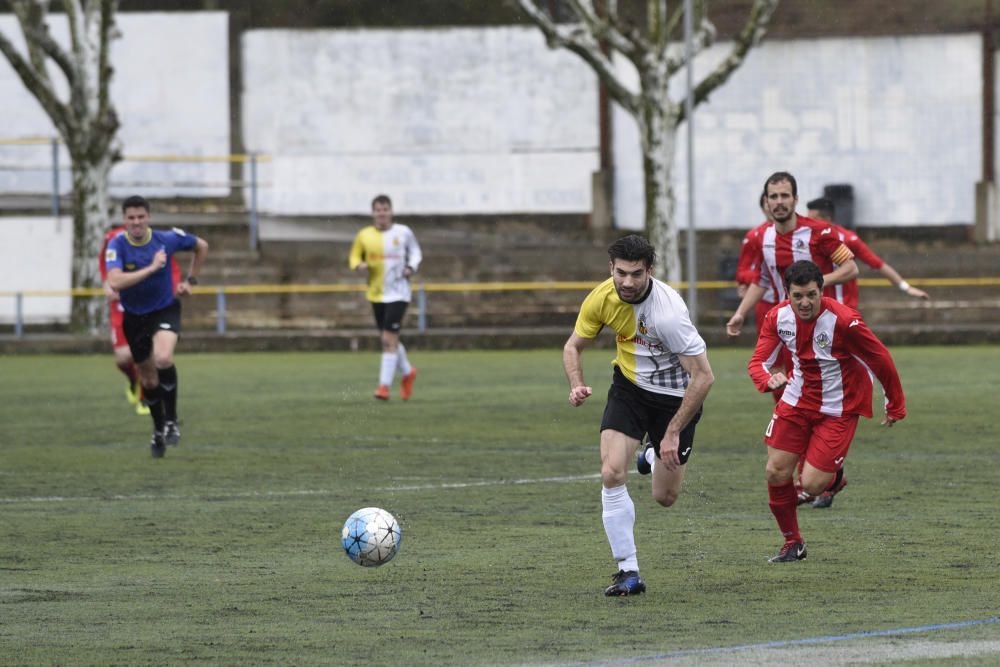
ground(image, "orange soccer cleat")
xmin=374 ymin=385 xmax=390 ymax=401
xmin=400 ymin=368 xmax=417 ymax=401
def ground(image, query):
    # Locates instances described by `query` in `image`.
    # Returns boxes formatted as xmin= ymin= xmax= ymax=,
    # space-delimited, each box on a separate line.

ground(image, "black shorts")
xmin=122 ymin=301 xmax=182 ymax=364
xmin=601 ymin=366 xmax=702 ymax=465
xmin=371 ymin=301 xmax=408 ymax=333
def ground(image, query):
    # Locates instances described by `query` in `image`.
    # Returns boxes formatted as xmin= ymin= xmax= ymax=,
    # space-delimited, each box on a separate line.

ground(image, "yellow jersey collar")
xmin=125 ymin=228 xmax=153 ymax=246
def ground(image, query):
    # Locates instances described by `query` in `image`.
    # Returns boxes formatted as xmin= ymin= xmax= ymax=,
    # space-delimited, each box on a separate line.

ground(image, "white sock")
xmin=645 ymin=447 xmax=656 ymax=469
xmin=602 ymin=484 xmax=638 ymax=573
xmin=396 ymin=343 xmax=412 ymax=376
xmin=379 ymin=353 xmax=397 ymax=387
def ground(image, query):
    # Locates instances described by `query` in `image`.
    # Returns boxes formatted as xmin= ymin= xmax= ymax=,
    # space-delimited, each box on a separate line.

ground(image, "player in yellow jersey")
xmin=349 ymin=194 xmax=423 ymax=401
xmin=563 ymin=234 xmax=715 ymax=596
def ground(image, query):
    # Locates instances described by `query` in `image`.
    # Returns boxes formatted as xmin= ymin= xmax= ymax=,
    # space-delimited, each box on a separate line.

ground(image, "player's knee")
xmin=153 ymin=351 xmax=174 ymax=368
xmin=801 ymin=476 xmax=830 ymax=496
xmin=601 ymin=464 xmax=626 ymax=488
xmin=765 ymin=461 xmax=793 ymax=485
xmin=652 ymin=488 xmax=678 ymax=507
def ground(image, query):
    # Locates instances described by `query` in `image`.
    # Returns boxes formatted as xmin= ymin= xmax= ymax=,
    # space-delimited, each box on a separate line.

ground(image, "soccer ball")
xmin=341 ymin=507 xmax=402 ymax=567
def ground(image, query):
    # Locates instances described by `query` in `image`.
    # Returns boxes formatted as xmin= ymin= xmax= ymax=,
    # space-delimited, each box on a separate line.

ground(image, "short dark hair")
xmin=764 ymin=171 xmax=797 ymax=197
xmin=371 ymin=194 xmax=392 ymax=209
xmin=121 ymin=195 xmax=150 ymax=213
xmin=784 ymin=260 xmax=824 ymax=291
xmin=806 ymin=197 xmax=835 ymax=218
xmin=608 ymin=234 xmax=656 ymax=268
xmin=759 ymin=191 xmax=767 ymax=208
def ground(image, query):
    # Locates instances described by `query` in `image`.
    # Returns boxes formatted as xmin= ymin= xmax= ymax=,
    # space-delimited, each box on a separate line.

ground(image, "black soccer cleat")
xmin=768 ymin=540 xmax=807 ymax=563
xmin=604 ymin=569 xmax=646 ymax=596
xmin=812 ymin=476 xmax=847 ymax=509
xmin=636 ymin=438 xmax=654 ymax=475
xmin=163 ymin=420 xmax=180 ymax=446
xmin=150 ymin=430 xmax=166 ymax=459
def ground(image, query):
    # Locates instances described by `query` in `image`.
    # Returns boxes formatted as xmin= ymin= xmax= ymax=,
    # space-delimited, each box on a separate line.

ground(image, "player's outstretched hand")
xmin=908 ymin=286 xmax=930 ymax=300
xmin=726 ymin=312 xmax=744 ymax=337
xmin=568 ymin=385 xmax=592 ymax=407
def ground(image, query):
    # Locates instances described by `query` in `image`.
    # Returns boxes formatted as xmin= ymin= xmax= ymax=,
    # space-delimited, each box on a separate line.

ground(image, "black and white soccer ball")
xmin=341 ymin=507 xmax=402 ymax=567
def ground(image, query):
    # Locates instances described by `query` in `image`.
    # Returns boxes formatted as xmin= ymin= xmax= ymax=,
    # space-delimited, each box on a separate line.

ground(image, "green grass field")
xmin=2 ymin=347 xmax=999 ymax=665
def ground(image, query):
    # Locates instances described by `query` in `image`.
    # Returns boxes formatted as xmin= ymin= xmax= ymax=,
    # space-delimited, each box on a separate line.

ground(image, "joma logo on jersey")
xmin=777 ymin=328 xmax=794 ymax=337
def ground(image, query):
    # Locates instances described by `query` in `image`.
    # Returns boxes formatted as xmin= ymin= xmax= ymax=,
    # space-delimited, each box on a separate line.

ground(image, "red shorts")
xmin=763 ymin=401 xmax=859 ymax=472
xmin=109 ymin=301 xmax=128 ymax=349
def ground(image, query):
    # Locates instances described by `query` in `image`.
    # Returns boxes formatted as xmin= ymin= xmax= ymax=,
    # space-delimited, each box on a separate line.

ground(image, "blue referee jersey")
xmin=105 ymin=228 xmax=198 ymax=315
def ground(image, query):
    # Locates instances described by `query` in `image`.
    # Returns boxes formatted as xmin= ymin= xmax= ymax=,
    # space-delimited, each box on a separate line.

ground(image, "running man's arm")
xmin=177 ymin=237 xmax=209 ymax=296
xmin=822 ymin=257 xmax=859 ymax=286
xmin=562 ymin=332 xmax=595 ymax=406
xmin=726 ymin=283 xmax=767 ymax=337
xmin=879 ymin=262 xmax=929 ymax=299
xmin=658 ymin=352 xmax=714 ymax=470
xmin=107 ymin=251 xmax=167 ymax=291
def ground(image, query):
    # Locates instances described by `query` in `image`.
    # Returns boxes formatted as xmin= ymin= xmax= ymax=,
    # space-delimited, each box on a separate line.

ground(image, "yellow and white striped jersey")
xmin=349 ymin=224 xmax=423 ymax=303
xmin=575 ymin=277 xmax=706 ymax=396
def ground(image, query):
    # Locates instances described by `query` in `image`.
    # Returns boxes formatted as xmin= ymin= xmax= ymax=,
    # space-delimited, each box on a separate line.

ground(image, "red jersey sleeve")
xmin=99 ymin=227 xmax=123 ymax=282
xmin=735 ymin=228 xmax=762 ymax=285
xmin=841 ymin=314 xmax=906 ymax=420
xmin=748 ymin=305 xmax=786 ymax=392
xmin=841 ymin=230 xmax=883 ymax=270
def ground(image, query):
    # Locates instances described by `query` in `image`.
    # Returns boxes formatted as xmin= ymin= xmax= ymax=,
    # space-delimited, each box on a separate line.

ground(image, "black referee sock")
xmin=143 ymin=383 xmax=166 ymax=432
xmin=158 ymin=365 xmax=178 ymax=422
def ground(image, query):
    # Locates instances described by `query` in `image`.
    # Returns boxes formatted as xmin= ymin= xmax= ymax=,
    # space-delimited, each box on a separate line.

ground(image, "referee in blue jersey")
xmin=105 ymin=196 xmax=209 ymax=458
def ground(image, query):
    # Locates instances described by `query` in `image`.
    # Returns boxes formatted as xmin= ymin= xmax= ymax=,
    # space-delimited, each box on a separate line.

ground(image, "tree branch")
xmin=679 ymin=0 xmax=779 ymax=124
xmin=11 ymin=0 xmax=78 ymax=86
xmin=515 ymin=0 xmax=641 ymax=114
xmin=0 ymin=24 xmax=73 ymax=137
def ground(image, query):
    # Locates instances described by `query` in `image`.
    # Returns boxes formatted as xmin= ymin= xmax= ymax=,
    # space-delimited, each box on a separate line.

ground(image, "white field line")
xmin=0 ymin=473 xmax=601 ymax=504
xmin=549 ymin=618 xmax=1000 ymax=667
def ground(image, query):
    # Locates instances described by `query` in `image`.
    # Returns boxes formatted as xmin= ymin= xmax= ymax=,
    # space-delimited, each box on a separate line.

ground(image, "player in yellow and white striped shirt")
xmin=349 ymin=194 xmax=423 ymax=401
xmin=563 ymin=234 xmax=715 ymax=596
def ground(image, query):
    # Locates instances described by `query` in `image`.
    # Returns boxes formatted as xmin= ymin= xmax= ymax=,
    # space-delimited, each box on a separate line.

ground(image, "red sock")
xmin=116 ymin=359 xmax=137 ymax=382
xmin=768 ymin=481 xmax=802 ymax=543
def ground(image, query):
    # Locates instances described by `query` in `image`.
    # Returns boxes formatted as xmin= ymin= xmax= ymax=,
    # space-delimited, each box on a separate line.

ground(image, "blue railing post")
xmin=51 ymin=137 xmax=60 ymax=218
xmin=249 ymin=153 xmax=259 ymax=251
xmin=216 ymin=287 xmax=227 ymax=334
xmin=417 ymin=283 xmax=427 ymax=333
xmin=15 ymin=292 xmax=23 ymax=338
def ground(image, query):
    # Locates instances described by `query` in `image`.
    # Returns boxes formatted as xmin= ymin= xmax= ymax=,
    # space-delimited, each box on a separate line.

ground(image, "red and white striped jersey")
xmin=735 ymin=221 xmax=777 ymax=304
xmin=756 ymin=216 xmax=854 ymax=303
xmin=749 ymin=297 xmax=906 ymax=420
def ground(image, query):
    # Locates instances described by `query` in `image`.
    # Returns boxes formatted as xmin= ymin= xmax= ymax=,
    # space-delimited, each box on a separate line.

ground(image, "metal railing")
xmin=0 ymin=136 xmax=270 ymax=250
xmin=2 ymin=277 xmax=994 ymax=339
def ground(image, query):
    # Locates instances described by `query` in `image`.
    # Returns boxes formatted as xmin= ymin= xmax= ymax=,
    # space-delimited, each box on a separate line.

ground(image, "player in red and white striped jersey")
xmin=734 ymin=194 xmax=777 ymax=334
xmin=748 ymin=260 xmax=906 ymax=562
xmin=727 ymin=172 xmax=859 ymax=339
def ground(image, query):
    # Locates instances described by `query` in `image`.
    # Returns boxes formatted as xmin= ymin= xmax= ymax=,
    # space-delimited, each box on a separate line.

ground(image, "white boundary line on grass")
xmin=565 ymin=617 xmax=1000 ymax=666
xmin=0 ymin=473 xmax=602 ymax=504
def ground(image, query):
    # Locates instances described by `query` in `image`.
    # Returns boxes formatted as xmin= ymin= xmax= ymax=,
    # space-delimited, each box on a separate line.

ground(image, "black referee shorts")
xmin=122 ymin=300 xmax=182 ymax=364
xmin=600 ymin=366 xmax=702 ymax=465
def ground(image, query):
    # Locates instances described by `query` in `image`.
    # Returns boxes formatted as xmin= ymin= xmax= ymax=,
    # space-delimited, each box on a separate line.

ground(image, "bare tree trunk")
xmin=69 ymin=154 xmax=113 ymax=328
xmin=638 ymin=101 xmax=681 ymax=283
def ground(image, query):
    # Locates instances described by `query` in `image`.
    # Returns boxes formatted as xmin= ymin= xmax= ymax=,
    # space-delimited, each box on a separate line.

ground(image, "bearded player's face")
xmin=610 ymin=258 xmax=651 ymax=304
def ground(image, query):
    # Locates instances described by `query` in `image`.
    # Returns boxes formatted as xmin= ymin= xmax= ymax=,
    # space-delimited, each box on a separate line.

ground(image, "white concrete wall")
xmin=0 ymin=12 xmax=231 ymax=198
xmin=242 ymin=27 xmax=599 ymax=214
xmin=0 ymin=217 xmax=72 ymax=323
xmin=614 ymin=34 xmax=982 ymax=229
